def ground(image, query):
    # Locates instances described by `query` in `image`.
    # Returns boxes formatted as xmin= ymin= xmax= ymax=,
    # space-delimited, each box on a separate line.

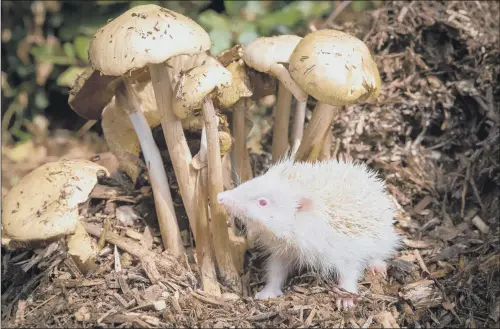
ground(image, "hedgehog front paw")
xmin=368 ymin=259 xmax=387 ymax=278
xmin=255 ymin=286 xmax=284 ymax=299
xmin=336 ymin=297 xmax=355 ymax=310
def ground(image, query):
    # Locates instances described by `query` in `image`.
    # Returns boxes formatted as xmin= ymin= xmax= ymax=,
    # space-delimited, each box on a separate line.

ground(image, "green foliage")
xmin=1 ymin=0 xmax=332 ymax=143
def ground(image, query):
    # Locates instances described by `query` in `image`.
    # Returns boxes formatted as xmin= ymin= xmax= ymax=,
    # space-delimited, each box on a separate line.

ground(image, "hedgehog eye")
xmin=257 ymin=198 xmax=268 ymax=207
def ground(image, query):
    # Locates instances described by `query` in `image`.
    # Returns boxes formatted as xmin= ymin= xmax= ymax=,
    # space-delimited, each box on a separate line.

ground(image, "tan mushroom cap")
xmin=170 ymin=54 xmax=232 ymax=119
xmin=2 ymin=159 xmax=109 ymax=242
xmin=289 ymin=29 xmax=381 ymax=106
xmin=242 ymin=35 xmax=307 ymax=102
xmin=101 ymin=79 xmax=160 ymax=181
xmin=88 ymin=4 xmax=211 ymax=76
xmin=215 ymin=60 xmax=253 ymax=109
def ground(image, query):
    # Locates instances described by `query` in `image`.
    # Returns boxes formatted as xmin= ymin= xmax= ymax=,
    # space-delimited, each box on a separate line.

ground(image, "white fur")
xmin=217 ymin=157 xmax=401 ymax=301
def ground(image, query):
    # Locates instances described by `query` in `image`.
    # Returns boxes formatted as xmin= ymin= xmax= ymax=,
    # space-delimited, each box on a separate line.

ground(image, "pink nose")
xmin=217 ymin=193 xmax=225 ymax=205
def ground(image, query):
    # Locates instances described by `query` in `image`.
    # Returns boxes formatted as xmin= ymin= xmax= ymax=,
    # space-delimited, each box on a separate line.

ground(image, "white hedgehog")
xmin=217 ymin=157 xmax=401 ymax=309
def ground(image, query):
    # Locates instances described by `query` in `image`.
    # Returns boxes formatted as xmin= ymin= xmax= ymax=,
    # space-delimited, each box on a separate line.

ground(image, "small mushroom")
xmin=167 ymin=52 xmax=241 ymax=291
xmin=88 ymin=4 xmax=213 ymax=259
xmin=2 ymin=159 xmax=108 ymax=271
xmin=289 ymin=29 xmax=381 ymax=161
xmin=242 ymin=35 xmax=307 ymax=162
xmin=100 ymin=76 xmax=161 ymax=181
xmin=170 ymin=54 xmax=232 ymax=119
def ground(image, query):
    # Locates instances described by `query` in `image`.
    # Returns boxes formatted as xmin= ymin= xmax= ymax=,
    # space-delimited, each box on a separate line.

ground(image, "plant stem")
xmin=269 ymin=63 xmax=308 ymax=102
xmin=271 ymin=82 xmax=293 ymax=162
xmin=202 ymin=96 xmax=242 ymax=292
xmin=195 ymin=127 xmax=221 ymax=296
xmin=295 ymin=103 xmax=336 ymax=162
xmin=115 ymin=80 xmax=185 ymax=259
xmin=319 ymin=124 xmax=333 ymax=161
xmin=148 ymin=63 xmax=198 ymax=242
xmin=290 ymin=100 xmax=307 ymax=156
xmin=232 ymin=100 xmax=253 ymax=183
xmin=128 ymin=110 xmax=185 ymax=258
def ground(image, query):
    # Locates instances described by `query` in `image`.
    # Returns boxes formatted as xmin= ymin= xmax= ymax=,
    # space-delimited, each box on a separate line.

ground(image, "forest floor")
xmin=1 ymin=1 xmax=499 ymax=328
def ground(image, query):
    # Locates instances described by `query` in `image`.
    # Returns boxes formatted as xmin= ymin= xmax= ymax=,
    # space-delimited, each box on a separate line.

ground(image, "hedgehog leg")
xmin=336 ymin=267 xmax=361 ymax=310
xmin=368 ymin=259 xmax=387 ymax=278
xmin=255 ymin=253 xmax=291 ymax=299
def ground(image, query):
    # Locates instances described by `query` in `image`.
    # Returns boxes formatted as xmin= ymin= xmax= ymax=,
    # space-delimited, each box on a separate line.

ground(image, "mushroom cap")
xmin=101 ymin=78 xmax=160 ymax=181
xmin=68 ymin=67 xmax=149 ymax=120
xmin=289 ymin=29 xmax=381 ymax=106
xmin=88 ymin=4 xmax=211 ymax=76
xmin=242 ymin=35 xmax=302 ymax=73
xmin=214 ymin=60 xmax=253 ymax=109
xmin=171 ymin=54 xmax=232 ymax=119
xmin=181 ymin=111 xmax=205 ymax=132
xmin=2 ymin=160 xmax=109 ymax=242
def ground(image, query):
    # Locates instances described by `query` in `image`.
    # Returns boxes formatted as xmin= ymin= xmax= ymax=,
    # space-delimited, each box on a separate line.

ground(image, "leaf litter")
xmin=1 ymin=1 xmax=499 ymax=328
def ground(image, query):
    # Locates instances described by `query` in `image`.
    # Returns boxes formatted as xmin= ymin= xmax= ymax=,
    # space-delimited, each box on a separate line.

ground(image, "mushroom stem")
xmin=295 ymin=103 xmax=336 ymax=162
xmin=195 ymin=128 xmax=222 ymax=297
xmin=319 ymin=124 xmax=333 ymax=161
xmin=232 ymin=100 xmax=252 ymax=183
xmin=290 ymin=100 xmax=307 ymax=156
xmin=271 ymin=82 xmax=293 ymax=162
xmin=202 ymin=96 xmax=242 ymax=292
xmin=115 ymin=80 xmax=185 ymax=259
xmin=148 ymin=63 xmax=198 ymax=242
xmin=269 ymin=63 xmax=308 ymax=103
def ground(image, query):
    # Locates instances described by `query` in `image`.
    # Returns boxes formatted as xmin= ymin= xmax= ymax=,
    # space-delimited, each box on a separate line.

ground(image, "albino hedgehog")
xmin=217 ymin=157 xmax=401 ymax=309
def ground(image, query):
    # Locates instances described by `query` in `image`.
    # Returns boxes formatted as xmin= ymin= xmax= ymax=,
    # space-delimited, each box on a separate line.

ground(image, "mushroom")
xmin=88 ymin=4 xmax=212 ymax=258
xmin=242 ymin=35 xmax=308 ymax=162
xmin=288 ymin=29 xmax=381 ymax=161
xmin=191 ymin=126 xmax=221 ymax=296
xmin=2 ymin=159 xmax=109 ymax=271
xmin=167 ymin=51 xmax=241 ymax=291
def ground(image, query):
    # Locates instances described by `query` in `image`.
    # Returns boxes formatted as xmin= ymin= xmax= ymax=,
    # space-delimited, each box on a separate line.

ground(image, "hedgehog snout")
xmin=217 ymin=192 xmax=226 ymax=205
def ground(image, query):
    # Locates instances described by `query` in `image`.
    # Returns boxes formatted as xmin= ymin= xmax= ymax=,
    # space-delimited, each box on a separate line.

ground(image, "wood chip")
xmin=403 ymin=239 xmax=431 ymax=249
xmin=113 ymin=292 xmax=129 ymax=309
xmin=471 ymin=215 xmax=489 ymax=234
xmin=247 ymin=311 xmax=279 ymax=322
xmin=412 ymin=195 xmax=433 ymax=214
xmin=125 ymin=228 xmax=144 ymax=241
xmin=191 ymin=290 xmax=226 ymax=307
xmin=401 ymin=279 xmax=443 ymax=309
xmin=374 ymin=311 xmax=400 ymax=328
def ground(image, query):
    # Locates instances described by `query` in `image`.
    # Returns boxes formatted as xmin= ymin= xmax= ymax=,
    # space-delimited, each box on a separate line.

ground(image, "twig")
xmin=191 ymin=290 xmax=226 ymax=306
xmin=414 ymin=249 xmax=430 ymax=276
xmin=322 ymin=1 xmax=352 ymax=29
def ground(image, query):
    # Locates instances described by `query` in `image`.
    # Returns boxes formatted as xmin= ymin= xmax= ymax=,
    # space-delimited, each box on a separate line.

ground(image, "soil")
xmin=1 ymin=1 xmax=499 ymax=328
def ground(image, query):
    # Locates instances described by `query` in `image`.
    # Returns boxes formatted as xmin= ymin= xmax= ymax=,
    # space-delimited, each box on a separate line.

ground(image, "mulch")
xmin=1 ymin=1 xmax=499 ymax=328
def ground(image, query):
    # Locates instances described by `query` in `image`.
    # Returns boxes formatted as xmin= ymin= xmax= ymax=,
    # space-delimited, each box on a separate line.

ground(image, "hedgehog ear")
xmin=296 ymin=197 xmax=313 ymax=212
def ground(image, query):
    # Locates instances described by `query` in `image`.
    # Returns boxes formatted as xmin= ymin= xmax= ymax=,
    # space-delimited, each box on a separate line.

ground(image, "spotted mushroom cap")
xmin=242 ymin=35 xmax=307 ymax=102
xmin=2 ymin=160 xmax=109 ymax=242
xmin=170 ymin=53 xmax=232 ymax=119
xmin=289 ymin=29 xmax=381 ymax=106
xmin=88 ymin=4 xmax=211 ymax=76
xmin=242 ymin=35 xmax=302 ymax=73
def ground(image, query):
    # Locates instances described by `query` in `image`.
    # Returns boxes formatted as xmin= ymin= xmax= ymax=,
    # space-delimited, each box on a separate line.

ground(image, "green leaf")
xmin=34 ymin=89 xmax=49 ymax=110
xmin=57 ymin=66 xmax=87 ymax=87
xmin=198 ymin=10 xmax=231 ymax=31
xmin=257 ymin=1 xmax=330 ymax=35
xmin=97 ymin=0 xmax=128 ymax=5
xmin=31 ymin=45 xmax=77 ymax=65
xmin=351 ymin=0 xmax=368 ymax=12
xmin=224 ymin=1 xmax=246 ymax=17
xmin=209 ymin=29 xmax=232 ymax=56
xmin=63 ymin=42 xmax=76 ymax=59
xmin=235 ymin=22 xmax=259 ymax=45
xmin=74 ymin=36 xmax=91 ymax=62
xmin=129 ymin=0 xmax=158 ymax=8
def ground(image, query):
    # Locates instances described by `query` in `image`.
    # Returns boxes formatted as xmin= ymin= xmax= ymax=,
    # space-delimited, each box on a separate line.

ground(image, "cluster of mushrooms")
xmin=3 ymin=4 xmax=381 ymax=296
